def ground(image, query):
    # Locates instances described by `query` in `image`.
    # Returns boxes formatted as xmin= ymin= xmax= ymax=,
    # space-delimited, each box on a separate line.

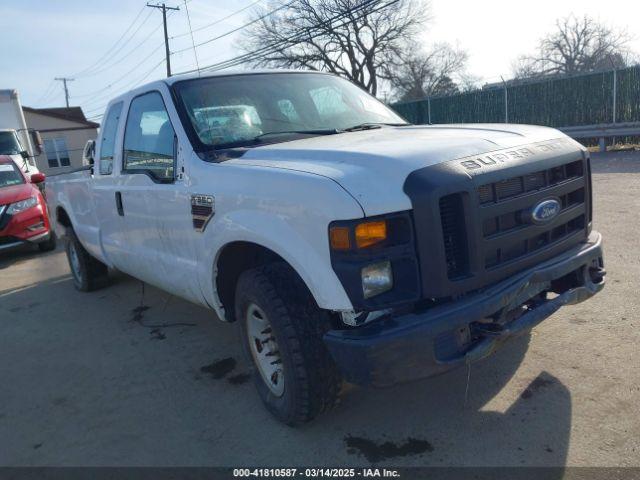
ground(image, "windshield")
xmin=0 ymin=162 xmax=25 ymax=188
xmin=0 ymin=131 xmax=23 ymax=155
xmin=173 ymin=73 xmax=407 ymax=149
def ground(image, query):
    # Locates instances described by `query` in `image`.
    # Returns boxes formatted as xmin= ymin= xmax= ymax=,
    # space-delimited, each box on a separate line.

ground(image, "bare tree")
xmin=514 ymin=14 xmax=633 ymax=78
xmin=238 ymin=0 xmax=428 ymax=96
xmin=382 ymin=42 xmax=468 ymax=100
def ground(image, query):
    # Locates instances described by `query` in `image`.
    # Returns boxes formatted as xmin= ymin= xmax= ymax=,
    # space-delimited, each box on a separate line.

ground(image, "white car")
xmin=45 ymin=70 xmax=605 ymax=425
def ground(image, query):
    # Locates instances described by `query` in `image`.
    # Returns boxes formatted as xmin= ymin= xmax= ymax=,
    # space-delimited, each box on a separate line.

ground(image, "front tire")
xmin=235 ymin=263 xmax=342 ymax=426
xmin=65 ymin=228 xmax=109 ymax=292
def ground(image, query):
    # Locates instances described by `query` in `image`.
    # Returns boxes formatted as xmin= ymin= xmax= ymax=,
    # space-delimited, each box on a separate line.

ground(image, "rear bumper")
xmin=324 ymin=231 xmax=605 ymax=387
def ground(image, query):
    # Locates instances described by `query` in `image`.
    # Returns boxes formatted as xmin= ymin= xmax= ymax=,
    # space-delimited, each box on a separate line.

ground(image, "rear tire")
xmin=235 ymin=262 xmax=342 ymax=426
xmin=38 ymin=232 xmax=57 ymax=252
xmin=65 ymin=228 xmax=109 ymax=292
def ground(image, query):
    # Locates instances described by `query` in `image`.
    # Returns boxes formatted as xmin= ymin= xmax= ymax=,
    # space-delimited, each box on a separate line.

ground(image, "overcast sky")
xmin=2 ymin=0 xmax=638 ymax=119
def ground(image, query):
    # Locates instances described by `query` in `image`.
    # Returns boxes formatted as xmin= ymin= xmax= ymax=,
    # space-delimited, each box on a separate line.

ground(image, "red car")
xmin=0 ymin=155 xmax=56 ymax=252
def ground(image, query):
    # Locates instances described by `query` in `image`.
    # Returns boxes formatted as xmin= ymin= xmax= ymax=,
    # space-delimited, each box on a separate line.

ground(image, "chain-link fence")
xmin=391 ymin=65 xmax=640 ymax=128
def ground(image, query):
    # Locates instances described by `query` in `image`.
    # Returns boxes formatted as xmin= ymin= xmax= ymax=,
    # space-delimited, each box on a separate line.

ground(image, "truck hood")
xmin=228 ymin=124 xmax=576 ymax=216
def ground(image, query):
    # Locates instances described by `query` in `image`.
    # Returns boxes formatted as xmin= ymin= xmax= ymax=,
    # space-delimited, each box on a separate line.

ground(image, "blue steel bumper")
xmin=324 ymin=232 xmax=605 ymax=387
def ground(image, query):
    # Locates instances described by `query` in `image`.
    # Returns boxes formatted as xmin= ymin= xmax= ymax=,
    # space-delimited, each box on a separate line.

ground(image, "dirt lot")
xmin=0 ymin=151 xmax=638 ymax=468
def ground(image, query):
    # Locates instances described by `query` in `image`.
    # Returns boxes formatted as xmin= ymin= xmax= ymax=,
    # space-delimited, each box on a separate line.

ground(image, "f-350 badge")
xmin=191 ymin=194 xmax=215 ymax=232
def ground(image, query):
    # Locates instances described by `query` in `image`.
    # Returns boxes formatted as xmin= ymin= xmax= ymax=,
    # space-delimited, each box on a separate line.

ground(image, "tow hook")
xmin=470 ymin=321 xmax=505 ymax=337
xmin=589 ymin=266 xmax=606 ymax=284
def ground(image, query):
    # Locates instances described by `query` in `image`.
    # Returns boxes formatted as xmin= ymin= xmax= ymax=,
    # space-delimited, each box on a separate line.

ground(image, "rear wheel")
xmin=65 ymin=228 xmax=109 ymax=292
xmin=235 ymin=262 xmax=342 ymax=426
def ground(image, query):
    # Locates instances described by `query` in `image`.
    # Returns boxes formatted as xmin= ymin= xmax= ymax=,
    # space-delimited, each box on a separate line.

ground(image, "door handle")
xmin=115 ymin=191 xmax=124 ymax=216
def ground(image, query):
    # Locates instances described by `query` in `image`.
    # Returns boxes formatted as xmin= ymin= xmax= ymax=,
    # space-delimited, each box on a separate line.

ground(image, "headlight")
xmin=7 ymin=196 xmax=38 ymax=215
xmin=362 ymin=261 xmax=393 ymax=298
xmin=330 ymin=220 xmax=387 ymax=250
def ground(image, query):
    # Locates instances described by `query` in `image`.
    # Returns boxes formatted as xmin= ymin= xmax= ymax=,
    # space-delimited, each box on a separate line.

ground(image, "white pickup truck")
xmin=46 ymin=70 xmax=605 ymax=425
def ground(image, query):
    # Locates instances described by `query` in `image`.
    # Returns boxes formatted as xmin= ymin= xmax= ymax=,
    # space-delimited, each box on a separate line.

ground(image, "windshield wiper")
xmin=250 ymin=124 xmax=407 ymax=145
xmin=253 ymin=129 xmax=340 ymax=142
xmin=342 ymin=122 xmax=408 ymax=132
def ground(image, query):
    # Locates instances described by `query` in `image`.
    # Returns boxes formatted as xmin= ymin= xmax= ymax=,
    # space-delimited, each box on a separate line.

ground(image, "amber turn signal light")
xmin=329 ymin=226 xmax=351 ymax=250
xmin=355 ymin=221 xmax=387 ymax=248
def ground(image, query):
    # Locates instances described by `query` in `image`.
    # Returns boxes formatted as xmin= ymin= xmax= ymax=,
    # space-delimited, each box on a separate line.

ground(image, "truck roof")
xmin=162 ymin=68 xmax=320 ymax=85
xmin=105 ymin=69 xmax=324 ymax=111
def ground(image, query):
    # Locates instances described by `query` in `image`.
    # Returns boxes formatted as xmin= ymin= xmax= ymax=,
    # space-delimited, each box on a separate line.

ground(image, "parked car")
xmin=0 ymin=155 xmax=55 ymax=252
xmin=45 ymin=70 xmax=605 ymax=425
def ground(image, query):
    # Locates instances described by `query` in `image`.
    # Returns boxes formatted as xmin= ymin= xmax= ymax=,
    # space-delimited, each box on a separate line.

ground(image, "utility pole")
xmin=146 ymin=2 xmax=180 ymax=77
xmin=54 ymin=77 xmax=74 ymax=107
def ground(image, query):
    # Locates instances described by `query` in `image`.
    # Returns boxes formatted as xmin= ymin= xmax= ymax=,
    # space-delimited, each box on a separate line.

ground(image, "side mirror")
xmin=83 ymin=140 xmax=95 ymax=167
xmin=20 ymin=150 xmax=29 ymax=160
xmin=30 ymin=173 xmax=46 ymax=184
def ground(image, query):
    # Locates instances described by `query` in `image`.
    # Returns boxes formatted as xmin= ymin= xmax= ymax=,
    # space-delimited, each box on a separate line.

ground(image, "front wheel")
xmin=65 ymin=228 xmax=109 ymax=292
xmin=235 ymin=263 xmax=342 ymax=426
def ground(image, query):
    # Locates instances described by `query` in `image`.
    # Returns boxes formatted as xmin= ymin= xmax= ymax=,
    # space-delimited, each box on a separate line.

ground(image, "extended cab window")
xmin=99 ymin=102 xmax=123 ymax=175
xmin=123 ymin=92 xmax=175 ymax=182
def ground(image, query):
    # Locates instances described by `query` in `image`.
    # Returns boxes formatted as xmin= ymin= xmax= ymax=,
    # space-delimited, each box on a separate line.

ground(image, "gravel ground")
xmin=0 ymin=150 xmax=638 ymax=468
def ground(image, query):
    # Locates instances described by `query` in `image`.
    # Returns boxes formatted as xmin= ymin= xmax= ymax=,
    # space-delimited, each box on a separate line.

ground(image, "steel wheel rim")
xmin=69 ymin=242 xmax=81 ymax=282
xmin=246 ymin=303 xmax=285 ymax=397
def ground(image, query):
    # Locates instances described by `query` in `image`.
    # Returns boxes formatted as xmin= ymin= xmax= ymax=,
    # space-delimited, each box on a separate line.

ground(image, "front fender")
xmin=199 ymin=209 xmax=357 ymax=319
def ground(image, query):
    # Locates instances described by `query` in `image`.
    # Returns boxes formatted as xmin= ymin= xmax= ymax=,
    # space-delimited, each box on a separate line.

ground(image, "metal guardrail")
xmin=559 ymin=122 xmax=640 ymax=151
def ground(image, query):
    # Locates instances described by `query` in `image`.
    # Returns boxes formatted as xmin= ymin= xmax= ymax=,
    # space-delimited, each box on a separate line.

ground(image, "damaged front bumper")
xmin=324 ymin=231 xmax=605 ymax=387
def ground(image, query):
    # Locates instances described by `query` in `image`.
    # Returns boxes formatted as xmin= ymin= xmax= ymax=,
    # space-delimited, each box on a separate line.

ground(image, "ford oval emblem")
xmin=530 ymin=199 xmax=561 ymax=224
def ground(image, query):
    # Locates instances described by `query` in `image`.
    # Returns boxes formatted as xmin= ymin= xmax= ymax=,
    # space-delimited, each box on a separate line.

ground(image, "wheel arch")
xmin=214 ymin=241 xmax=314 ymax=322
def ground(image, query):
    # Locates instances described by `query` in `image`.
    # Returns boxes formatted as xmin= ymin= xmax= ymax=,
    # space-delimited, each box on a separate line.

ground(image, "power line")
xmin=34 ymin=80 xmax=57 ymax=105
xmin=179 ymin=0 xmax=387 ymax=75
xmin=67 ymin=6 xmax=179 ymax=119
xmin=71 ymin=8 xmax=179 ymax=102
xmin=182 ymin=0 xmax=200 ymax=73
xmin=72 ymin=29 xmax=165 ymax=85
xmin=79 ymin=0 xmax=390 ymax=118
xmin=171 ymin=0 xmax=295 ymax=55
xmin=71 ymin=5 xmax=148 ymax=78
xmin=170 ymin=0 xmax=263 ymax=40
xmin=70 ymin=0 xmax=286 ymax=109
xmin=184 ymin=0 xmax=381 ymax=72
xmin=74 ymin=11 xmax=160 ymax=80
xmin=82 ymin=57 xmax=167 ymax=117
xmin=73 ymin=44 xmax=166 ymax=106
